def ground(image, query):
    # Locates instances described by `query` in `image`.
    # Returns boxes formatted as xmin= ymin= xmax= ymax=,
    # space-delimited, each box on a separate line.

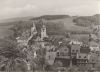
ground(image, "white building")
xmin=16 ymin=37 xmax=28 ymax=46
xmin=89 ymin=41 xmax=100 ymax=51
xmin=41 ymin=24 xmax=48 ymax=40
xmin=69 ymin=39 xmax=83 ymax=45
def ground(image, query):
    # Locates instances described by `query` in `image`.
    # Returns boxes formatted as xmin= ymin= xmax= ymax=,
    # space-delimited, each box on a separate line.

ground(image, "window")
xmin=57 ymin=52 xmax=60 ymax=57
xmin=92 ymin=60 xmax=94 ymax=62
xmin=84 ymin=56 xmax=86 ymax=58
xmin=76 ymin=50 xmax=78 ymax=52
xmin=79 ymin=56 xmax=81 ymax=58
xmin=84 ymin=60 xmax=86 ymax=62
xmin=72 ymin=50 xmax=75 ymax=52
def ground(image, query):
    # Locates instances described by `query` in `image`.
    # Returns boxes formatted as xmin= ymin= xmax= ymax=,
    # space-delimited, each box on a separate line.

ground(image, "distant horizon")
xmin=0 ymin=13 xmax=100 ymax=21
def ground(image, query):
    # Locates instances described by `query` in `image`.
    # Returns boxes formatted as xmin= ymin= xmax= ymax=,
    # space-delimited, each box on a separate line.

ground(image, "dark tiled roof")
xmin=80 ymin=47 xmax=90 ymax=54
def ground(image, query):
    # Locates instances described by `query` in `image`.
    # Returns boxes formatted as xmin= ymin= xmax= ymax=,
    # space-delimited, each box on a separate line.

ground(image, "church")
xmin=27 ymin=20 xmax=49 ymax=48
xmin=16 ymin=19 xmax=49 ymax=49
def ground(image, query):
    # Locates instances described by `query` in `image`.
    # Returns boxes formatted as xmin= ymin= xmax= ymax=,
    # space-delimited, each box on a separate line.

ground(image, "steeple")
xmin=31 ymin=21 xmax=37 ymax=36
xmin=27 ymin=21 xmax=37 ymax=44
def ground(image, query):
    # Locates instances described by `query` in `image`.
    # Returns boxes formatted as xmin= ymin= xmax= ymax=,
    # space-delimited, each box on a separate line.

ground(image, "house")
xmin=76 ymin=53 xmax=90 ymax=66
xmin=16 ymin=36 xmax=28 ymax=46
xmin=71 ymin=44 xmax=80 ymax=58
xmin=53 ymin=46 xmax=71 ymax=67
xmin=88 ymin=52 xmax=100 ymax=68
xmin=69 ymin=39 xmax=83 ymax=45
xmin=46 ymin=52 xmax=57 ymax=65
xmin=56 ymin=46 xmax=70 ymax=59
xmin=80 ymin=45 xmax=90 ymax=54
xmin=91 ymin=34 xmax=98 ymax=40
xmin=16 ymin=29 xmax=31 ymax=46
xmin=71 ymin=44 xmax=91 ymax=66
xmin=89 ymin=41 xmax=100 ymax=51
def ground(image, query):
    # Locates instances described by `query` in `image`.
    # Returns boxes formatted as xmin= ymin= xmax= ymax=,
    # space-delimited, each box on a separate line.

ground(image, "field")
xmin=0 ymin=24 xmax=13 ymax=39
xmin=48 ymin=17 xmax=92 ymax=33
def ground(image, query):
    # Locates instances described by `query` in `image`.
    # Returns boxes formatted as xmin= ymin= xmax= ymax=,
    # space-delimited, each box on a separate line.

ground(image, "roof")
xmin=16 ymin=36 xmax=28 ymax=41
xmin=80 ymin=47 xmax=90 ymax=54
xmin=91 ymin=34 xmax=98 ymax=39
xmin=69 ymin=39 xmax=83 ymax=45
xmin=71 ymin=44 xmax=80 ymax=50
xmin=58 ymin=46 xmax=69 ymax=53
xmin=89 ymin=41 xmax=99 ymax=47
xmin=89 ymin=52 xmax=98 ymax=63
xmin=46 ymin=52 xmax=57 ymax=65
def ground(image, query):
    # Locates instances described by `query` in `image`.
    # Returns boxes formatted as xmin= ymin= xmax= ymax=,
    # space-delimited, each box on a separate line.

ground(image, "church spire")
xmin=31 ymin=21 xmax=37 ymax=36
xmin=27 ymin=21 xmax=37 ymax=44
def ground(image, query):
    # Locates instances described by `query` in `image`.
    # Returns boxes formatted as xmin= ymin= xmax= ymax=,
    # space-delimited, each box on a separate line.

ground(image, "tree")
xmin=36 ymin=48 xmax=47 ymax=71
xmin=0 ymin=39 xmax=27 ymax=72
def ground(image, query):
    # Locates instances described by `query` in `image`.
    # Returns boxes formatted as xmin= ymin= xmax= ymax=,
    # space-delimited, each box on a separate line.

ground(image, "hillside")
xmin=73 ymin=14 xmax=100 ymax=27
xmin=0 ymin=14 xmax=99 ymax=38
xmin=0 ymin=25 xmax=13 ymax=39
xmin=31 ymin=15 xmax=70 ymax=20
xmin=0 ymin=16 xmax=34 ymax=39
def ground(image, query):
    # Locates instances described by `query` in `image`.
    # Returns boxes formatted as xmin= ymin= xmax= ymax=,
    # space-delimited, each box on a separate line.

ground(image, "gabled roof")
xmin=80 ymin=47 xmax=90 ymax=54
xmin=71 ymin=44 xmax=80 ymax=50
xmin=89 ymin=41 xmax=99 ymax=47
xmin=46 ymin=52 xmax=57 ymax=65
xmin=58 ymin=46 xmax=69 ymax=53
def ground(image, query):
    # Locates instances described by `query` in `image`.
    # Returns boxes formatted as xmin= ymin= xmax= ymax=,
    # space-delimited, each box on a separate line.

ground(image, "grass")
xmin=48 ymin=17 xmax=93 ymax=33
xmin=0 ymin=24 xmax=13 ymax=39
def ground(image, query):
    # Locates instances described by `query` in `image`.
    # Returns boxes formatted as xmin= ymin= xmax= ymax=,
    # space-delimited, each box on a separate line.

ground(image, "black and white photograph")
xmin=0 ymin=0 xmax=100 ymax=72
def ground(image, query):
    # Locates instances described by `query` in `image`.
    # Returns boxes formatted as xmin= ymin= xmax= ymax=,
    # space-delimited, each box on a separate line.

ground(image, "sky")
xmin=0 ymin=0 xmax=100 ymax=20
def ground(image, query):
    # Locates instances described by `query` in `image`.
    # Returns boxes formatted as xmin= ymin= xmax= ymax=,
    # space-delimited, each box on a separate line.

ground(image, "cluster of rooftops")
xmin=16 ymin=21 xmax=100 ymax=66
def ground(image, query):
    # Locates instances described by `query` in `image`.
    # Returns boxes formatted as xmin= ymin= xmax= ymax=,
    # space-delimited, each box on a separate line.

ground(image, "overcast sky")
xmin=0 ymin=0 xmax=100 ymax=20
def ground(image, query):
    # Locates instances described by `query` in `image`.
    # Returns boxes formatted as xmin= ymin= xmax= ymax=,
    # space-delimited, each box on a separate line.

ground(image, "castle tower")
xmin=41 ymin=24 xmax=48 ymax=40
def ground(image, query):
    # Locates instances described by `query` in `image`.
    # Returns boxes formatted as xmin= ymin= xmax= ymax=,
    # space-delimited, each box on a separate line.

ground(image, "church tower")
xmin=40 ymin=24 xmax=48 ymax=48
xmin=41 ymin=24 xmax=48 ymax=40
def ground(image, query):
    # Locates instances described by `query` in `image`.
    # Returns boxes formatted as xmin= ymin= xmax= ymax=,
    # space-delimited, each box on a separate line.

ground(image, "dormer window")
xmin=79 ymin=56 xmax=81 ymax=58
